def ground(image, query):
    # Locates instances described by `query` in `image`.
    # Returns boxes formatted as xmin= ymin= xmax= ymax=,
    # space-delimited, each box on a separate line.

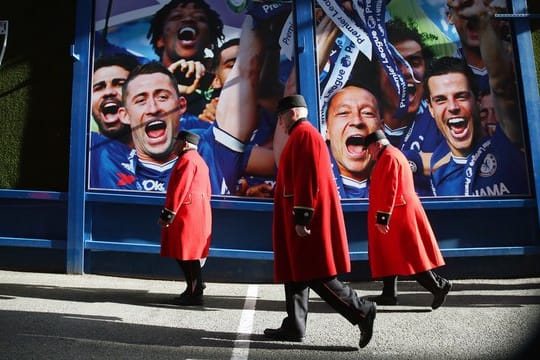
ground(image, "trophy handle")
xmin=0 ymin=20 xmax=8 ymax=67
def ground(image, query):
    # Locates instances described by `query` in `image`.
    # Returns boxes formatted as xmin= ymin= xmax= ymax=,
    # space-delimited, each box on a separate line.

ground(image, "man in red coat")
xmin=364 ymin=129 xmax=451 ymax=309
xmin=159 ymin=130 xmax=212 ymax=306
xmin=264 ymin=94 xmax=376 ymax=348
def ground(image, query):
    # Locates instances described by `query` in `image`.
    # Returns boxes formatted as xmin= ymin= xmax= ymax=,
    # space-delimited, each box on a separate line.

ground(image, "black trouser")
xmin=414 ymin=270 xmax=448 ymax=294
xmin=280 ymin=276 xmax=372 ymax=336
xmin=381 ymin=270 xmax=447 ymax=296
xmin=177 ymin=259 xmax=203 ymax=294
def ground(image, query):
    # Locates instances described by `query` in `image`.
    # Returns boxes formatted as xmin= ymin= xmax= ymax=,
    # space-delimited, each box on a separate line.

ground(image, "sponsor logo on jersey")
xmin=472 ymin=182 xmax=510 ymax=196
xmin=141 ymin=179 xmax=166 ymax=192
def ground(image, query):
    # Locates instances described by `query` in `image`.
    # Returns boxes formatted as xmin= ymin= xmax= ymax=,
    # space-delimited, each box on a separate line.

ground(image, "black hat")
xmin=364 ymin=129 xmax=387 ymax=146
xmin=276 ymin=94 xmax=307 ymax=114
xmin=176 ymin=130 xmax=200 ymax=145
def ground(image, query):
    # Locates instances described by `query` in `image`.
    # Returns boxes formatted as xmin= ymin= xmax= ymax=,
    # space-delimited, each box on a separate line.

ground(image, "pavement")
xmin=1 ymin=270 xmax=539 ymax=360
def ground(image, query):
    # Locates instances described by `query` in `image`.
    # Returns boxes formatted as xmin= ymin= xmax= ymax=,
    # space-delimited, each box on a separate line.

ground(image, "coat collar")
xmin=377 ymin=144 xmax=388 ymax=160
xmin=287 ymin=118 xmax=307 ymax=134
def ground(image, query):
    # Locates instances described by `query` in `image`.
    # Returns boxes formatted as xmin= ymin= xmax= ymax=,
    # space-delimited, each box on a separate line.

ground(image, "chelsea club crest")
xmin=479 ymin=153 xmax=497 ymax=177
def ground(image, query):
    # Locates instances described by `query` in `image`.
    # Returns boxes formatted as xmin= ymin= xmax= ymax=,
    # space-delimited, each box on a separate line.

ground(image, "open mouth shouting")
xmin=99 ymin=98 xmax=122 ymax=126
xmin=103 ymin=102 xmax=119 ymax=115
xmin=145 ymin=119 xmax=168 ymax=144
xmin=447 ymin=117 xmax=470 ymax=140
xmin=407 ymin=83 xmax=417 ymax=96
xmin=345 ymin=135 xmax=367 ymax=157
xmin=177 ymin=25 xmax=198 ymax=46
xmin=406 ymin=82 xmax=418 ymax=104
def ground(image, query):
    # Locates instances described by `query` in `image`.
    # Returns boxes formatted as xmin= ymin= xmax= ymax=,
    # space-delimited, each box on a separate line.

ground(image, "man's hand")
xmin=168 ymin=59 xmax=207 ymax=94
xmin=198 ymin=97 xmax=218 ymax=122
xmin=246 ymin=183 xmax=274 ymax=198
xmin=315 ymin=11 xmax=340 ymax=73
xmin=158 ymin=218 xmax=170 ymax=227
xmin=295 ymin=225 xmax=311 ymax=237
xmin=447 ymin=0 xmax=492 ymax=23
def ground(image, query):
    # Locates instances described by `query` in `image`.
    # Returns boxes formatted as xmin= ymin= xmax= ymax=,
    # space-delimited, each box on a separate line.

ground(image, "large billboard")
xmin=88 ymin=0 xmax=531 ymax=199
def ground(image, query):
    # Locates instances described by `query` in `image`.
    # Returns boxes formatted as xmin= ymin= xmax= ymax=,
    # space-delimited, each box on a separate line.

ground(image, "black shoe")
xmin=358 ymin=302 xmax=376 ymax=348
xmin=263 ymin=327 xmax=304 ymax=342
xmin=431 ymin=280 xmax=452 ymax=310
xmin=173 ymin=291 xmax=203 ymax=306
xmin=365 ymin=294 xmax=398 ymax=306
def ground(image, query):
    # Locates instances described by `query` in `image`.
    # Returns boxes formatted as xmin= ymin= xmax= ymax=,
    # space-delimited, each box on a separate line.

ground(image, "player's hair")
xmin=423 ymin=56 xmax=478 ymax=101
xmin=325 ymin=84 xmax=383 ymax=123
xmin=94 ymin=53 xmax=140 ymax=73
xmin=386 ymin=18 xmax=434 ymax=63
xmin=122 ymin=61 xmax=181 ymax=103
xmin=210 ymin=38 xmax=240 ymax=71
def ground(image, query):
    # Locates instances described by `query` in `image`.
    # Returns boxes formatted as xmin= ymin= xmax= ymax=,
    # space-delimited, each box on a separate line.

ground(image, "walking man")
xmin=364 ymin=129 xmax=451 ymax=308
xmin=159 ymin=130 xmax=212 ymax=305
xmin=265 ymin=94 xmax=376 ymax=348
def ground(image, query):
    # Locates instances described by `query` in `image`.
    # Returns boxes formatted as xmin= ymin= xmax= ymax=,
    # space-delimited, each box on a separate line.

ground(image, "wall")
xmin=0 ymin=0 xmax=539 ymax=282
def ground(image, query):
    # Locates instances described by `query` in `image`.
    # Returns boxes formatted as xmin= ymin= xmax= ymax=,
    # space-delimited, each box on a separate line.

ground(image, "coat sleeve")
xmin=375 ymin=153 xmax=400 ymax=224
xmin=291 ymin=130 xmax=320 ymax=225
xmin=164 ymin=156 xmax=197 ymax=216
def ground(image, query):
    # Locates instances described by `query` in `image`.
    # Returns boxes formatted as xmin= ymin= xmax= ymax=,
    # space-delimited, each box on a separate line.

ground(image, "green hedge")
xmin=0 ymin=1 xmax=75 ymax=191
xmin=530 ymin=1 xmax=540 ymax=82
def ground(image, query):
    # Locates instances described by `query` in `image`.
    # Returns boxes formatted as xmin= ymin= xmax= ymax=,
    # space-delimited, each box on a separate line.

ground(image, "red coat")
xmin=273 ymin=120 xmax=350 ymax=282
xmin=368 ymin=145 xmax=444 ymax=278
xmin=161 ymin=150 xmax=212 ymax=260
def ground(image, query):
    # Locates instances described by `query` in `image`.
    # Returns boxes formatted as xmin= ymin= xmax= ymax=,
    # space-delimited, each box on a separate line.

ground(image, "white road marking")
xmin=230 ymin=285 xmax=258 ymax=360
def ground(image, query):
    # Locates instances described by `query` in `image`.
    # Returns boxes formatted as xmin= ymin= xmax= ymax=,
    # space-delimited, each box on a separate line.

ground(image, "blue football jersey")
xmin=431 ymin=126 xmax=529 ymax=197
xmin=385 ymin=102 xmax=445 ymax=196
xmin=89 ymin=132 xmax=137 ymax=190
xmin=328 ymin=142 xmax=369 ymax=199
xmin=194 ymin=123 xmax=252 ymax=195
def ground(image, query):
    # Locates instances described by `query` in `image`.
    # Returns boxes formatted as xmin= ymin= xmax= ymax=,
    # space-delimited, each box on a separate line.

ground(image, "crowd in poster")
xmin=88 ymin=0 xmax=530 ymax=199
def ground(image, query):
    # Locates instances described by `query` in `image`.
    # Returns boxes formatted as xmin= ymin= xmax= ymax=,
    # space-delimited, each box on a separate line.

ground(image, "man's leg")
xmin=177 ymin=260 xmax=192 ymax=294
xmin=175 ymin=259 xmax=204 ymax=305
xmin=264 ymin=282 xmax=308 ymax=341
xmin=309 ymin=277 xmax=376 ymax=348
xmin=366 ymin=276 xmax=399 ymax=305
xmin=414 ymin=270 xmax=451 ymax=309
xmin=382 ymin=276 xmax=398 ymax=297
